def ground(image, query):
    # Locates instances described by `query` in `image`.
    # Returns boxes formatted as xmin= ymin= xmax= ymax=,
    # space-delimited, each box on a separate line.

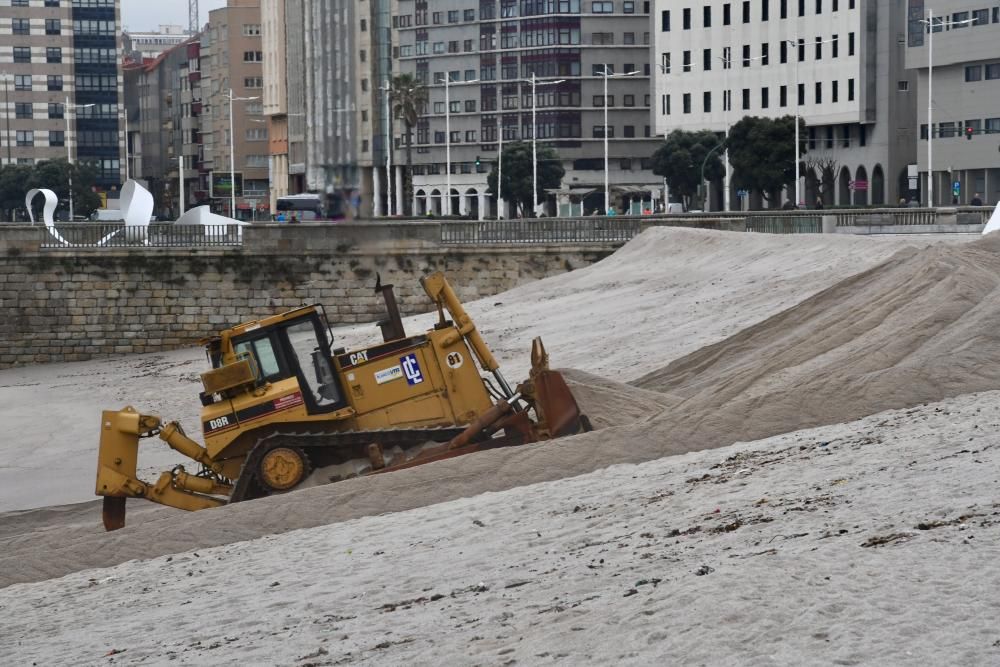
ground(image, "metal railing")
xmin=39 ymin=224 xmax=244 ymax=248
xmin=834 ymin=206 xmax=991 ymax=226
xmin=441 ymin=218 xmax=643 ymax=244
xmin=746 ymin=215 xmax=821 ymax=234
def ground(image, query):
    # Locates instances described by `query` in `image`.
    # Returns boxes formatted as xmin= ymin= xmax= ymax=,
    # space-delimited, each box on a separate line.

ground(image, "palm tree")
xmin=391 ymin=73 xmax=427 ymax=217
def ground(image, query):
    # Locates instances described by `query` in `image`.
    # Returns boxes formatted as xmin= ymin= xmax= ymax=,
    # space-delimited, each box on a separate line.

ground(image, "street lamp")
xmin=223 ymin=88 xmax=259 ymax=219
xmin=529 ymin=74 xmax=565 ymax=217
xmin=66 ymin=97 xmax=95 ymax=221
xmin=786 ymin=37 xmax=837 ymax=207
xmin=919 ymin=12 xmax=976 ymax=206
xmin=597 ymin=67 xmax=638 ymax=215
xmin=170 ymin=155 xmax=186 ymax=216
xmin=121 ymin=110 xmax=129 ymax=182
xmin=716 ymin=51 xmax=766 ymax=211
xmin=443 ymin=74 xmax=479 ymax=216
xmin=700 ymin=140 xmax=726 ymax=211
xmin=378 ymin=81 xmax=394 ymax=217
xmin=1 ymin=72 xmax=11 ymax=164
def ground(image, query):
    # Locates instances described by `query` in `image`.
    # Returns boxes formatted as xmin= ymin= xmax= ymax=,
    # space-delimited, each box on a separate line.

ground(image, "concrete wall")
xmin=0 ymin=223 xmax=615 ymax=368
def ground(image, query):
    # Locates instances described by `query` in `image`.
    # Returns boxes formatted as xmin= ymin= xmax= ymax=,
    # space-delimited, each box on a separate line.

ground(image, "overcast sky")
xmin=120 ymin=0 xmax=228 ymax=33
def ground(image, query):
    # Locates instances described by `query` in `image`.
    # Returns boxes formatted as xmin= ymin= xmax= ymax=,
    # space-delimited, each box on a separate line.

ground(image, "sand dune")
xmin=1 ymin=229 xmax=990 ymax=591
xmin=3 ymin=392 xmax=999 ymax=665
xmin=0 ymin=228 xmax=954 ymax=512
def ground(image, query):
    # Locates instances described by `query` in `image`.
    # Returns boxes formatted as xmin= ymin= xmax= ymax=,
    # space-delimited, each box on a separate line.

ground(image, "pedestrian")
xmin=971 ymin=193 xmax=984 ymax=206
xmin=898 ymin=197 xmax=907 ymax=207
xmin=289 ymin=214 xmax=299 ymax=224
xmin=276 ymin=211 xmax=287 ymax=223
xmin=814 ymin=197 xmax=824 ymax=210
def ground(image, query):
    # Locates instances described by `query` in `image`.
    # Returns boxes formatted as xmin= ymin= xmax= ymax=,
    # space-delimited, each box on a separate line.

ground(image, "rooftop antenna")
xmin=188 ymin=0 xmax=198 ymax=35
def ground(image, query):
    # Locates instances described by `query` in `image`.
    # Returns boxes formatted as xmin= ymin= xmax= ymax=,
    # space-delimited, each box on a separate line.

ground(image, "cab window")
xmin=234 ymin=336 xmax=282 ymax=381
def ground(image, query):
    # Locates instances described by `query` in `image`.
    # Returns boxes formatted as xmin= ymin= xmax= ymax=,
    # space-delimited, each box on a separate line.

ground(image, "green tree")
xmin=0 ymin=164 xmax=34 ymax=221
xmin=650 ymin=129 xmax=725 ymax=210
xmin=486 ymin=141 xmax=564 ymax=217
xmin=727 ymin=115 xmax=806 ymax=206
xmin=391 ymin=73 xmax=428 ymax=217
xmin=29 ymin=159 xmax=101 ymax=219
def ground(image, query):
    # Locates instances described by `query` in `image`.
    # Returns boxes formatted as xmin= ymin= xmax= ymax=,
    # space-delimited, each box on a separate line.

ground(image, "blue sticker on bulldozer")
xmin=401 ymin=353 xmax=424 ymax=385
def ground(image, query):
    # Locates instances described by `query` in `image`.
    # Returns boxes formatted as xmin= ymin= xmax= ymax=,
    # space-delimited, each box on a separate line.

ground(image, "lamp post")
xmin=530 ymin=74 xmax=565 ymax=216
xmin=444 ymin=74 xmax=479 ymax=216
xmin=497 ymin=110 xmax=504 ymax=219
xmin=224 ymin=88 xmax=259 ymax=218
xmin=380 ymin=80 xmax=393 ymax=216
xmin=65 ymin=97 xmax=95 ymax=221
xmin=700 ymin=141 xmax=726 ymax=211
xmin=918 ymin=12 xmax=976 ymax=206
xmin=713 ymin=51 xmax=767 ymax=211
xmin=596 ymin=67 xmax=638 ymax=215
xmin=122 ymin=110 xmax=129 ymax=182
xmin=786 ymin=37 xmax=837 ymax=207
xmin=2 ymin=72 xmax=11 ymax=164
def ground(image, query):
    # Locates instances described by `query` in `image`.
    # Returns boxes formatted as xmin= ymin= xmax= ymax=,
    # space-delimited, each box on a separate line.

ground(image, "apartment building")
xmin=121 ymin=24 xmax=189 ymax=61
xmin=0 ymin=0 xmax=123 ymax=190
xmin=652 ymin=0 xmax=916 ymax=208
xmin=123 ymin=37 xmax=200 ymax=215
xmin=260 ymin=0 xmax=286 ymax=212
xmin=200 ymin=0 xmax=268 ymax=219
xmin=268 ymin=0 xmax=395 ymax=219
xmin=395 ymin=0 xmax=662 ymax=218
xmin=905 ymin=2 xmax=1000 ymax=205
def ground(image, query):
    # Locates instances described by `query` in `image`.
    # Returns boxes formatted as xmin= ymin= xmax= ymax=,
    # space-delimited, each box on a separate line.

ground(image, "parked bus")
xmin=275 ymin=193 xmax=345 ymax=221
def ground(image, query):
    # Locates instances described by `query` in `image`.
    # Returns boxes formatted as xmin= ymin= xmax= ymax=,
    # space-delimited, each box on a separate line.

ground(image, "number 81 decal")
xmin=446 ymin=351 xmax=464 ymax=369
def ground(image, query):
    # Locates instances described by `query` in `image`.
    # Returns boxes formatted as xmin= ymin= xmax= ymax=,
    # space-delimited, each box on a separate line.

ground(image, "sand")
xmin=2 ymin=227 xmax=999 ymax=664
xmin=0 ymin=228 xmax=962 ymax=513
xmin=3 ymin=392 xmax=999 ymax=665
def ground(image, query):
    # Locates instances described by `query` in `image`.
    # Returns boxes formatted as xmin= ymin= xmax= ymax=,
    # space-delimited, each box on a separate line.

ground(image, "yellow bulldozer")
xmin=96 ymin=272 xmax=590 ymax=530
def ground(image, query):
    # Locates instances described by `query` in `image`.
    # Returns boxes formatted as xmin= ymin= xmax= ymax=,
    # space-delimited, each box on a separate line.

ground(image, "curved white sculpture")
xmin=175 ymin=205 xmax=248 ymax=227
xmin=26 ymin=179 xmax=245 ymax=246
xmin=26 ymin=188 xmax=74 ymax=246
xmin=25 ymin=188 xmax=58 ymax=226
xmin=982 ymin=202 xmax=1000 ymax=235
xmin=120 ymin=179 xmax=155 ymax=230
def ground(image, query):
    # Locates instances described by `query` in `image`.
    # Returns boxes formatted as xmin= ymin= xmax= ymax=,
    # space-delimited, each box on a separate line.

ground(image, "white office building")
xmin=652 ymin=0 xmax=917 ymax=208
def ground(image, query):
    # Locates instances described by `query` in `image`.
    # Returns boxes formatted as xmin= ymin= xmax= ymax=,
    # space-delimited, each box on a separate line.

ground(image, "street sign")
xmin=737 ymin=189 xmax=748 ymax=198
xmin=210 ymin=172 xmax=244 ymax=199
xmin=952 ymin=180 xmax=961 ymax=197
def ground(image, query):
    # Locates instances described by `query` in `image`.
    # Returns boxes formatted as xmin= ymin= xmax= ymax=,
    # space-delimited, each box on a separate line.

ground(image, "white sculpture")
xmin=981 ymin=201 xmax=1000 ymax=235
xmin=30 ymin=179 xmax=246 ymax=246
xmin=119 ymin=179 xmax=154 ymax=231
xmin=25 ymin=188 xmax=58 ymax=226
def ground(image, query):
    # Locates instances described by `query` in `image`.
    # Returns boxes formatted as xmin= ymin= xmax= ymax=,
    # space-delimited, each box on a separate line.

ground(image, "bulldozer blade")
xmin=102 ymin=496 xmax=126 ymax=532
xmin=534 ymin=369 xmax=590 ymax=438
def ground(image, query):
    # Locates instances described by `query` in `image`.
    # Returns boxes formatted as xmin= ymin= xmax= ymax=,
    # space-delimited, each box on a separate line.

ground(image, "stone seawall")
xmin=0 ymin=223 xmax=616 ymax=368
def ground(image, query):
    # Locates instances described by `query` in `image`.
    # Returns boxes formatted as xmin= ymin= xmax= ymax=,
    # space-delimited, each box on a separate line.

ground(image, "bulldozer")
xmin=96 ymin=272 xmax=590 ymax=531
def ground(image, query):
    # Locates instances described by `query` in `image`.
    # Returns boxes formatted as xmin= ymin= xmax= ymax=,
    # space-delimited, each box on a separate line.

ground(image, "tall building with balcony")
xmin=0 ymin=0 xmax=123 ymax=191
xmin=123 ymin=35 xmax=204 ymax=217
xmin=394 ymin=0 xmax=661 ymax=218
xmin=261 ymin=0 xmax=287 ymax=212
xmin=200 ymin=0 xmax=268 ymax=220
xmin=271 ymin=0 xmax=394 ymax=219
xmin=652 ymin=0 xmax=916 ymax=209
xmin=905 ymin=3 xmax=1000 ymax=205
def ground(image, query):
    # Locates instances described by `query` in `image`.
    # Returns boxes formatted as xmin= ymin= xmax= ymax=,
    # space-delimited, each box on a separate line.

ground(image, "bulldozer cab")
xmin=225 ymin=311 xmax=347 ymax=415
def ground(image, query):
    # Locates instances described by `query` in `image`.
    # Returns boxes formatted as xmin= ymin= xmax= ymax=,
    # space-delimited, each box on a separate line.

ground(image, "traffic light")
xmin=475 ymin=155 xmax=481 ymax=167
xmin=966 ymin=126 xmax=975 ymax=140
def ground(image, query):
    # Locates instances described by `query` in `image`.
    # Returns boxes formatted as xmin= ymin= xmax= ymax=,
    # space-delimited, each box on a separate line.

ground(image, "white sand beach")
xmin=2 ymin=227 xmax=998 ymax=665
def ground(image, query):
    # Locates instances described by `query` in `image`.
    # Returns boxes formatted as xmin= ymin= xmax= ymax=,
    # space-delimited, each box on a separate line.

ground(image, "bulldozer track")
xmin=229 ymin=427 xmax=468 ymax=504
